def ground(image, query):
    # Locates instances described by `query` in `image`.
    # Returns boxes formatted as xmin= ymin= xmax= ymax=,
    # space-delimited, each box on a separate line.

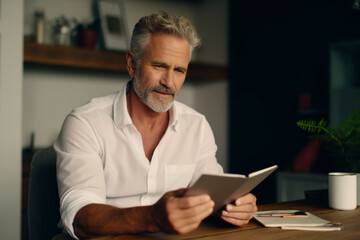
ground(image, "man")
xmin=55 ymin=11 xmax=257 ymax=239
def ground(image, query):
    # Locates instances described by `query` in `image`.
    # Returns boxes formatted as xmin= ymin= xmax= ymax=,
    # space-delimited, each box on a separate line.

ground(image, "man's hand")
xmin=150 ymin=189 xmax=215 ymax=234
xmin=220 ymin=193 xmax=257 ymax=226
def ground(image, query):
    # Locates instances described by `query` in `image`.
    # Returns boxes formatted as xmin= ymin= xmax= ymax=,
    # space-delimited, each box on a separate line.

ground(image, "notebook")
xmin=185 ymin=165 xmax=278 ymax=214
xmin=254 ymin=210 xmax=341 ymax=231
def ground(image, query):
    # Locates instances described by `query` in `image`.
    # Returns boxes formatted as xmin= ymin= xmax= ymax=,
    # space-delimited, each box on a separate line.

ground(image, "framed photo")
xmin=97 ymin=0 xmax=129 ymax=51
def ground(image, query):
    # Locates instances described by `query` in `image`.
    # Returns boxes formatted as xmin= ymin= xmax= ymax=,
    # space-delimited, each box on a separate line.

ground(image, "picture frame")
xmin=97 ymin=0 xmax=129 ymax=51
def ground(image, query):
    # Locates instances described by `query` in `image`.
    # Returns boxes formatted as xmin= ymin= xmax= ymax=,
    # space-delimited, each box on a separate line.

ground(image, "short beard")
xmin=133 ymin=71 xmax=176 ymax=113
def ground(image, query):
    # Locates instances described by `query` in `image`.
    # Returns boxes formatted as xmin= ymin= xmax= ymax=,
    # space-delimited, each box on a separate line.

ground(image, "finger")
xmin=174 ymin=222 xmax=202 ymax=235
xmin=225 ymin=202 xmax=257 ymax=213
xmin=221 ymin=210 xmax=254 ymax=220
xmin=234 ymin=193 xmax=257 ymax=205
xmin=225 ymin=194 xmax=257 ymax=213
xmin=220 ymin=215 xmax=250 ymax=226
xmin=176 ymin=200 xmax=214 ymax=219
xmin=167 ymin=198 xmax=214 ymax=224
xmin=175 ymin=194 xmax=212 ymax=209
xmin=172 ymin=203 xmax=214 ymax=232
xmin=179 ymin=205 xmax=213 ymax=225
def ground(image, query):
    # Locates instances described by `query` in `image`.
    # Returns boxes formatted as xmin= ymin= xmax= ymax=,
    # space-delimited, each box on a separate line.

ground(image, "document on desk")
xmin=185 ymin=165 xmax=278 ymax=214
xmin=254 ymin=210 xmax=341 ymax=231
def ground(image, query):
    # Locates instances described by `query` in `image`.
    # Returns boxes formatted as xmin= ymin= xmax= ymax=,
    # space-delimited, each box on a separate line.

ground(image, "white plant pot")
xmin=358 ymin=174 xmax=360 ymax=206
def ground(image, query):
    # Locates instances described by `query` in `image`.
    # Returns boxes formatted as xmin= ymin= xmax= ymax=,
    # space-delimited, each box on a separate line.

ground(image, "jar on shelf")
xmin=34 ymin=8 xmax=45 ymax=44
xmin=52 ymin=15 xmax=78 ymax=46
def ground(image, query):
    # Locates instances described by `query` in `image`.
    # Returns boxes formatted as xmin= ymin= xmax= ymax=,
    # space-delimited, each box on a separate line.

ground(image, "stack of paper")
xmin=254 ymin=210 xmax=341 ymax=231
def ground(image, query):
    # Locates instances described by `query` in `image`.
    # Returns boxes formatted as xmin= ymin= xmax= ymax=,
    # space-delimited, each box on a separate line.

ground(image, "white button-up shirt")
xmin=54 ymin=83 xmax=223 ymax=238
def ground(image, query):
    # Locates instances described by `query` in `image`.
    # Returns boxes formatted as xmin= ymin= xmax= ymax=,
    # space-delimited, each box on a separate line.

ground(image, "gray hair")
xmin=130 ymin=10 xmax=201 ymax=64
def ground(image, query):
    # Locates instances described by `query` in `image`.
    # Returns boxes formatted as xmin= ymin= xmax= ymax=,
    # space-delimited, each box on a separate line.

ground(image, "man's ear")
xmin=126 ymin=50 xmax=135 ymax=78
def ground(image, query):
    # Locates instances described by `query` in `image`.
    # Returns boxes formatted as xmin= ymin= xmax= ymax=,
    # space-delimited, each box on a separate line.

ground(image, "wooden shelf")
xmin=23 ymin=42 xmax=227 ymax=80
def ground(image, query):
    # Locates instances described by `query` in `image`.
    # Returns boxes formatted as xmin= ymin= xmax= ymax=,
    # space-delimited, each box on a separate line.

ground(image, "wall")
xmin=329 ymin=40 xmax=360 ymax=127
xmin=0 ymin=1 xmax=23 ymax=239
xmin=23 ymin=0 xmax=229 ymax=169
xmin=228 ymin=0 xmax=360 ymax=204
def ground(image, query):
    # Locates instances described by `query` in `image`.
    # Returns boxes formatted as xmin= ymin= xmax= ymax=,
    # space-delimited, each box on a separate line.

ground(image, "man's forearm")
xmin=73 ymin=203 xmax=158 ymax=238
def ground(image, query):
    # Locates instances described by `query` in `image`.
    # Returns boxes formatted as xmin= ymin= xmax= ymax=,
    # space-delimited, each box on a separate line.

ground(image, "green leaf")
xmin=296 ymin=119 xmax=327 ymax=134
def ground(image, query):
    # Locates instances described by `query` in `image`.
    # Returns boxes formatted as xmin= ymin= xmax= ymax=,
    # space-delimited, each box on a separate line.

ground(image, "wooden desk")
xmin=54 ymin=200 xmax=360 ymax=240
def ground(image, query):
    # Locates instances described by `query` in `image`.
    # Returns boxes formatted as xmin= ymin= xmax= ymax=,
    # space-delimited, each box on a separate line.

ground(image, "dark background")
xmin=228 ymin=0 xmax=360 ymax=204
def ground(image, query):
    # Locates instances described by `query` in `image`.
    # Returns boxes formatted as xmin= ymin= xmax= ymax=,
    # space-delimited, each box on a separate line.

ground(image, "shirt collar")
xmin=169 ymin=102 xmax=179 ymax=132
xmin=114 ymin=81 xmax=180 ymax=132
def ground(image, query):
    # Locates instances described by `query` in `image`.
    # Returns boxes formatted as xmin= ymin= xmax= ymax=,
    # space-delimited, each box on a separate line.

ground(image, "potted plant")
xmin=297 ymin=109 xmax=360 ymax=205
xmin=76 ymin=19 xmax=100 ymax=49
xmin=296 ymin=109 xmax=360 ymax=173
xmin=52 ymin=15 xmax=78 ymax=46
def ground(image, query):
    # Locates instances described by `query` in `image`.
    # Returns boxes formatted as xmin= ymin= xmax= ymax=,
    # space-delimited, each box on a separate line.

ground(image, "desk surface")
xmin=54 ymin=200 xmax=360 ymax=240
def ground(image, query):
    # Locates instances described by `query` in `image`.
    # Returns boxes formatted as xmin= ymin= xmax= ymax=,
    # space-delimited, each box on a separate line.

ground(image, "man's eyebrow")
xmin=152 ymin=61 xmax=167 ymax=66
xmin=152 ymin=61 xmax=187 ymax=71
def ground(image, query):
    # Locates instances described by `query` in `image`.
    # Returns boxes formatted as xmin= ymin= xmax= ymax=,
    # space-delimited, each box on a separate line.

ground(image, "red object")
xmin=293 ymin=140 xmax=322 ymax=172
xmin=79 ymin=30 xmax=98 ymax=49
xmin=298 ymin=93 xmax=311 ymax=110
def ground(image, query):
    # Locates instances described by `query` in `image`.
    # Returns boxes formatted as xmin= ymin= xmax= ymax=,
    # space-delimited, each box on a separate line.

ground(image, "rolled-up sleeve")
xmin=54 ymin=114 xmax=106 ymax=239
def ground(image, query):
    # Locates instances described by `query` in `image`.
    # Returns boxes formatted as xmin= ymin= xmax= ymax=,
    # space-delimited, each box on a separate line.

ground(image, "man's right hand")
xmin=73 ymin=189 xmax=214 ymax=238
xmin=150 ymin=189 xmax=215 ymax=234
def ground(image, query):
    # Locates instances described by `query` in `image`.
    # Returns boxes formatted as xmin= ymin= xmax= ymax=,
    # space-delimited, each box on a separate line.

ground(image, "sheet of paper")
xmin=281 ymin=224 xmax=341 ymax=231
xmin=254 ymin=210 xmax=330 ymax=227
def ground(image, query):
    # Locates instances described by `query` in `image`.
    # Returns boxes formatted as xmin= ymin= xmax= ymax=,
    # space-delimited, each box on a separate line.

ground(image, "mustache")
xmin=151 ymin=85 xmax=176 ymax=95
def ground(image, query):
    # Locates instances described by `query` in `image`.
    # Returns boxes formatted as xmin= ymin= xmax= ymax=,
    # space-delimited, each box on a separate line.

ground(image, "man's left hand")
xmin=220 ymin=193 xmax=257 ymax=226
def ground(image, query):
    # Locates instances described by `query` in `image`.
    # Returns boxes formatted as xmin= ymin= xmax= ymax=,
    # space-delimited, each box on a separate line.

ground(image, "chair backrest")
xmin=28 ymin=146 xmax=61 ymax=240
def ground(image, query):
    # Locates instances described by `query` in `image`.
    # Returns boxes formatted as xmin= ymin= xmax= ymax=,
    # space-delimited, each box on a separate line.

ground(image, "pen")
xmin=258 ymin=211 xmax=308 ymax=218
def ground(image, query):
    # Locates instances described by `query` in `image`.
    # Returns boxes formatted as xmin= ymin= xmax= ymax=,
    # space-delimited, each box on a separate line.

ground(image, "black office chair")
xmin=28 ymin=146 xmax=62 ymax=240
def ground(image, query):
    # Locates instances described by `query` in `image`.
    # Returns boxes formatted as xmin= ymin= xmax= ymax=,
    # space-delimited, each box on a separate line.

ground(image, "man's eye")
xmin=155 ymin=64 xmax=165 ymax=69
xmin=175 ymin=69 xmax=185 ymax=74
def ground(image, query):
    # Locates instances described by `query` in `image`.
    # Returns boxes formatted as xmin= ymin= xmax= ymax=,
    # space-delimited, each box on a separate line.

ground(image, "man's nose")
xmin=160 ymin=69 xmax=175 ymax=88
